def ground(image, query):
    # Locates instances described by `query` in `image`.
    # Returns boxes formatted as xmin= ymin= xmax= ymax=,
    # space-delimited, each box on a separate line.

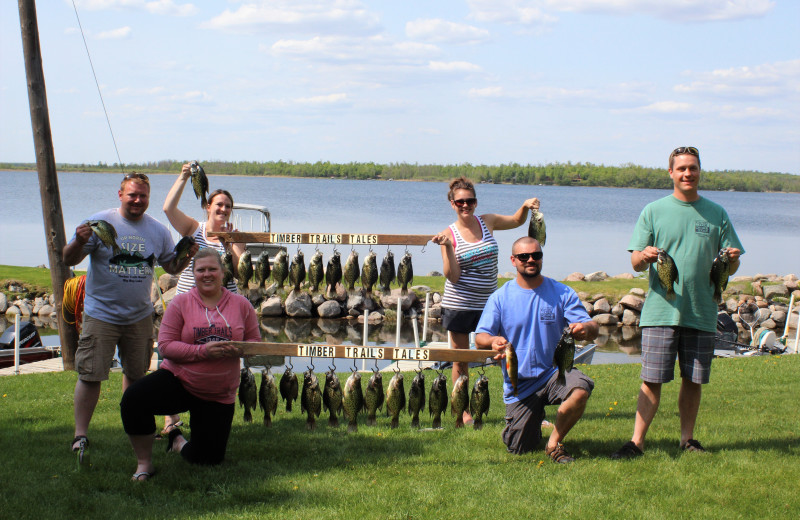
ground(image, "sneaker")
xmin=545 ymin=443 xmax=575 ymax=464
xmin=680 ymin=439 xmax=707 ymax=452
xmin=610 ymin=441 xmax=643 ymax=460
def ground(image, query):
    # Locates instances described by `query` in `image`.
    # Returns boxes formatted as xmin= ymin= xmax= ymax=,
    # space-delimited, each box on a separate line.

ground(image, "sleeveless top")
xmin=441 ymin=216 xmax=499 ymax=311
xmin=176 ymin=222 xmax=238 ymax=294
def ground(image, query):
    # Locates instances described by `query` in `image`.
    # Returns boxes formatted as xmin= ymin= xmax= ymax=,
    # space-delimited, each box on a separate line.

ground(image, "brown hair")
xmin=668 ymin=146 xmax=701 ymax=170
xmin=192 ymin=247 xmax=224 ymax=270
xmin=206 ymin=189 xmax=234 ymax=210
xmin=447 ymin=177 xmax=476 ymax=201
xmin=120 ymin=172 xmax=149 ymax=190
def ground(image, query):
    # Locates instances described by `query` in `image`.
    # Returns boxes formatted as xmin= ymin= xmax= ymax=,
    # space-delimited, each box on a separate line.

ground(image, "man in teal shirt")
xmin=611 ymin=147 xmax=744 ymax=459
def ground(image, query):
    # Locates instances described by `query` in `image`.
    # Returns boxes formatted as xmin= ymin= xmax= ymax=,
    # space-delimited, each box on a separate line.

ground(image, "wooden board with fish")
xmin=231 ymin=342 xmax=497 ymax=363
xmin=208 ymin=231 xmax=431 ymax=246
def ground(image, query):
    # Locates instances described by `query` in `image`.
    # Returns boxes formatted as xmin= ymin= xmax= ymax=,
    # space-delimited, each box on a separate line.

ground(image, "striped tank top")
xmin=175 ymin=222 xmax=238 ymax=294
xmin=441 ymin=216 xmax=499 ymax=311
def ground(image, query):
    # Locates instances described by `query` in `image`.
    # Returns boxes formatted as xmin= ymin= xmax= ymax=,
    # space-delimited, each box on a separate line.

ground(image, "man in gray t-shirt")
xmin=62 ymin=173 xmax=196 ymax=464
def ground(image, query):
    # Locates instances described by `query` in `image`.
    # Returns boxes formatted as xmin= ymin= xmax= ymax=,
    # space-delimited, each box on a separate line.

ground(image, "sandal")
xmin=610 ymin=441 xmax=644 ymax=460
xmin=166 ymin=427 xmax=183 ymax=454
xmin=545 ymin=443 xmax=575 ymax=464
xmin=131 ymin=470 xmax=155 ymax=482
xmin=155 ymin=420 xmax=183 ymax=440
xmin=71 ymin=435 xmax=89 ymax=465
xmin=681 ymin=439 xmax=707 ymax=452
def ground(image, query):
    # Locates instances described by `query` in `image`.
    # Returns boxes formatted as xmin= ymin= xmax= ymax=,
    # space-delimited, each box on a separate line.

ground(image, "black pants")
xmin=120 ymin=369 xmax=235 ymax=465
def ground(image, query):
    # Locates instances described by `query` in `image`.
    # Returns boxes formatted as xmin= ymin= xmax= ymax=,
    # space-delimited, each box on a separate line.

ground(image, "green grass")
xmin=2 ymin=356 xmax=799 ymax=519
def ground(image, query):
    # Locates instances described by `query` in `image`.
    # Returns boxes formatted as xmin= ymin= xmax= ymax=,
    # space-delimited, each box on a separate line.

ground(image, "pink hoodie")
xmin=158 ymin=287 xmax=260 ymax=404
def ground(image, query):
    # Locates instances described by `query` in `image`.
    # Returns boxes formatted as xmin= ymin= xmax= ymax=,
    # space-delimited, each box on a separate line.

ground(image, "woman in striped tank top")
xmin=432 ymin=177 xmax=539 ymax=425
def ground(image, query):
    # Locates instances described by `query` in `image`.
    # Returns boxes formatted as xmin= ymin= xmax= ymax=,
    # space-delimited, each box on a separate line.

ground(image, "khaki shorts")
xmin=75 ymin=314 xmax=154 ymax=382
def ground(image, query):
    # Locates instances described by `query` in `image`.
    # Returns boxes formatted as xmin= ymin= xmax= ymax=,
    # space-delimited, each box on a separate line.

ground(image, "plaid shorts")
xmin=640 ymin=326 xmax=715 ymax=384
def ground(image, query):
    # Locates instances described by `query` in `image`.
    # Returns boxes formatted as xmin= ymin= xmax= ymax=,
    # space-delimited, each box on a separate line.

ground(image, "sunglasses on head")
xmin=452 ymin=198 xmax=477 ymax=207
xmin=123 ymin=172 xmax=149 ymax=182
xmin=513 ymin=251 xmax=543 ymax=262
xmin=671 ymin=146 xmax=699 ymax=157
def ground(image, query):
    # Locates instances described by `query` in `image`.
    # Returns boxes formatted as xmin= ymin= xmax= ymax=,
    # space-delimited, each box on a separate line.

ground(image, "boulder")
xmin=770 ymin=310 xmax=786 ymax=324
xmin=577 ymin=291 xmax=589 ymax=301
xmin=751 ymin=281 xmax=763 ymax=297
xmin=357 ymin=311 xmax=384 ymax=324
xmin=622 ymin=309 xmax=638 ymax=326
xmin=629 ymin=288 xmax=646 ymax=297
xmin=346 ymin=294 xmax=365 ymax=313
xmin=260 ymin=296 xmax=283 ymax=317
xmin=621 ymin=325 xmax=638 ymax=341
xmin=593 ymin=298 xmax=611 ymax=314
xmin=285 ymin=291 xmax=312 ymax=317
xmin=564 ymin=272 xmax=585 ymax=282
xmin=5 ymin=305 xmax=21 ymax=316
xmin=427 ymin=271 xmax=443 ymax=277
xmin=13 ymin=301 xmax=32 ymax=316
xmin=427 ymin=303 xmax=442 ymax=319
xmin=619 ymin=294 xmax=645 ymax=312
xmin=585 ymin=271 xmax=609 ymax=282
xmin=756 ymin=308 xmax=771 ymax=322
xmin=612 ymin=273 xmax=635 ymax=279
xmin=611 ymin=304 xmax=624 ymax=317
xmin=725 ymin=298 xmax=738 ymax=313
xmin=317 ymin=300 xmax=341 ymax=318
xmin=731 ymin=275 xmax=752 ymax=282
xmin=760 ymin=319 xmax=776 ymax=330
xmin=380 ymin=289 xmax=417 ymax=311
xmin=159 ymin=273 xmax=177 ymax=293
xmin=763 ymin=284 xmax=789 ymax=300
xmin=32 ymin=297 xmax=45 ymax=315
xmin=432 ymin=292 xmax=442 ymax=304
xmin=593 ymin=313 xmax=619 ymax=326
xmin=583 ymin=301 xmax=594 ymax=315
xmin=38 ymin=304 xmax=55 ymax=316
xmin=311 ymin=293 xmax=327 ymax=307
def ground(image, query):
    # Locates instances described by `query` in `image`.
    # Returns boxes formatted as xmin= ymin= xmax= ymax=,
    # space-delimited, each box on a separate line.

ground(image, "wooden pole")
xmin=18 ymin=0 xmax=79 ymax=370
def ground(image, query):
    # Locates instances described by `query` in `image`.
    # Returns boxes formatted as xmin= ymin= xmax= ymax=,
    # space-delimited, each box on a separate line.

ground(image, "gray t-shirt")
xmin=78 ymin=208 xmax=176 ymax=325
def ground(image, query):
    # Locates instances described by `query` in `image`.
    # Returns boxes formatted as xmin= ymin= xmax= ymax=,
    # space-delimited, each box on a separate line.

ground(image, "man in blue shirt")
xmin=476 ymin=236 xmax=598 ymax=463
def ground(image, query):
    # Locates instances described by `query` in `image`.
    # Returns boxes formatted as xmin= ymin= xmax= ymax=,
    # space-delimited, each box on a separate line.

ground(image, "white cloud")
xmin=428 ymin=61 xmax=482 ymax=73
xmin=468 ymin=86 xmax=506 ymax=98
xmin=270 ymin=35 xmax=440 ymax=66
xmin=95 ymin=26 xmax=132 ymax=39
xmin=548 ymin=0 xmax=774 ymax=22
xmin=468 ymin=0 xmax=558 ymax=27
xmin=170 ymin=90 xmax=213 ymax=103
xmin=674 ymin=60 xmax=800 ymax=99
xmin=406 ymin=18 xmax=490 ymax=44
xmin=75 ymin=0 xmax=198 ymax=16
xmin=634 ymin=101 xmax=694 ymax=113
xmin=292 ymin=93 xmax=349 ymax=106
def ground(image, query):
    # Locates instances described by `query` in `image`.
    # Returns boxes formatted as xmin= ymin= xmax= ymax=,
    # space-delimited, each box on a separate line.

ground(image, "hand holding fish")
xmin=489 ymin=336 xmax=510 ymax=361
xmin=568 ymin=321 xmax=592 ymax=341
xmin=431 ymin=232 xmax=452 ymax=247
xmin=203 ymin=341 xmax=243 ymax=359
xmin=180 ymin=163 xmax=192 ymax=181
xmin=523 ymin=198 xmax=540 ymax=211
xmin=73 ymin=222 xmax=93 ymax=245
xmin=724 ymin=247 xmax=742 ymax=263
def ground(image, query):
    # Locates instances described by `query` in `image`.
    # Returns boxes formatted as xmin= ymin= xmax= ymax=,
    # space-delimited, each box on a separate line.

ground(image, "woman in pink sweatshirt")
xmin=121 ymin=248 xmax=260 ymax=481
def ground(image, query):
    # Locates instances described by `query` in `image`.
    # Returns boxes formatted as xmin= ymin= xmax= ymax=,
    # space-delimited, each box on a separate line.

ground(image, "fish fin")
xmin=244 ymin=409 xmax=252 ymax=423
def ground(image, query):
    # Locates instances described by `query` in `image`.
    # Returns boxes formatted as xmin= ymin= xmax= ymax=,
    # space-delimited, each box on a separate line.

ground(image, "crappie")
xmin=272 ymin=250 xmax=289 ymax=290
xmin=553 ymin=326 xmax=575 ymax=386
xmin=258 ymin=369 xmax=279 ymax=428
xmin=279 ymin=366 xmax=299 ymax=412
xmin=364 ymin=371 xmax=384 ymax=426
xmin=361 ymin=251 xmax=379 ymax=295
xmin=222 ymin=251 xmax=235 ymax=287
xmin=428 ymin=373 xmax=448 ymax=429
xmin=190 ymin=161 xmax=209 ymax=209
xmin=237 ymin=250 xmax=253 ymax=291
xmin=397 ymin=252 xmax=413 ymax=296
xmin=343 ymin=250 xmax=360 ymax=294
xmin=300 ymin=369 xmax=322 ymax=431
xmin=307 ymin=251 xmax=324 ymax=292
xmin=289 ymin=250 xmax=306 ymax=293
xmin=87 ymin=219 xmax=121 ymax=255
xmin=505 ymin=343 xmax=519 ymax=396
xmin=325 ymin=251 xmax=343 ymax=297
xmin=527 ymin=209 xmax=546 ymax=246
xmin=709 ymin=248 xmax=731 ymax=303
xmin=386 ymin=372 xmax=406 ymax=429
xmin=469 ymin=374 xmax=490 ymax=430
xmin=656 ymin=248 xmax=679 ymax=300
xmin=322 ymin=369 xmax=344 ymax=428
xmin=407 ymin=371 xmax=425 ymax=429
xmin=173 ymin=236 xmax=196 ymax=266
xmin=343 ymin=371 xmax=364 ymax=433
xmin=253 ymin=251 xmax=271 ymax=289
xmin=238 ymin=368 xmax=258 ymax=423
xmin=450 ymin=375 xmax=470 ymax=428
xmin=379 ymin=251 xmax=396 ymax=294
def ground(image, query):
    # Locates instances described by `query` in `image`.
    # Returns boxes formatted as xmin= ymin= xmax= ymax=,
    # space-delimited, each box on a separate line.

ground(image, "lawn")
xmin=1 ymin=355 xmax=798 ymax=519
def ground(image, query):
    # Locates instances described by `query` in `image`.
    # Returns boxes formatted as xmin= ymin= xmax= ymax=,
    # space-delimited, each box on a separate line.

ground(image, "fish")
xmin=289 ymin=250 xmax=306 ymax=293
xmin=238 ymin=367 xmax=258 ymax=423
xmin=553 ymin=326 xmax=575 ymax=386
xmin=258 ymin=369 xmax=279 ymax=428
xmin=364 ymin=371 xmax=384 ymax=426
xmin=656 ymin=248 xmax=679 ymax=300
xmin=253 ymin=251 xmax=271 ymax=289
xmin=407 ymin=371 xmax=425 ymax=429
xmin=527 ymin=209 xmax=547 ymax=246
xmin=221 ymin=251 xmax=235 ymax=287
xmin=343 ymin=250 xmax=360 ymax=294
xmin=361 ymin=251 xmax=379 ymax=295
xmin=300 ymin=369 xmax=322 ymax=431
xmin=86 ymin=219 xmax=121 ymax=255
xmin=325 ymin=251 xmax=343 ymax=297
xmin=505 ymin=343 xmax=519 ymax=396
xmin=279 ymin=366 xmax=299 ymax=412
xmin=173 ymin=236 xmax=196 ymax=266
xmin=379 ymin=251 xmax=396 ymax=294
xmin=428 ymin=373 xmax=448 ymax=429
xmin=322 ymin=369 xmax=344 ymax=428
xmin=307 ymin=251 xmax=324 ymax=292
xmin=397 ymin=252 xmax=413 ymax=296
xmin=386 ymin=372 xmax=406 ymax=429
xmin=342 ymin=371 xmax=364 ymax=433
xmin=237 ymin=250 xmax=253 ymax=291
xmin=190 ymin=161 xmax=209 ymax=209
xmin=469 ymin=374 xmax=490 ymax=430
xmin=709 ymin=248 xmax=731 ymax=303
xmin=272 ymin=250 xmax=289 ymax=290
xmin=450 ymin=375 xmax=470 ymax=428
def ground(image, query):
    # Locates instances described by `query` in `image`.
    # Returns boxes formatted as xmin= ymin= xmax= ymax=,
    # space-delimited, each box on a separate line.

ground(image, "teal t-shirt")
xmin=628 ymin=195 xmax=744 ymax=332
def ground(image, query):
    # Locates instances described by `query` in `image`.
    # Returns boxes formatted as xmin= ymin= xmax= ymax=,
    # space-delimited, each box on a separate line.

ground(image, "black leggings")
xmin=120 ymin=369 xmax=235 ymax=465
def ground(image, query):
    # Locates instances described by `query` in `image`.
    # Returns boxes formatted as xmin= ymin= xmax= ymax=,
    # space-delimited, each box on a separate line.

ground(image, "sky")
xmin=1 ymin=0 xmax=798 ymax=174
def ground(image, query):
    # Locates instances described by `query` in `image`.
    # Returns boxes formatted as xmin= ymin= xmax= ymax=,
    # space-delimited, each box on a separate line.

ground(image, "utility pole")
xmin=18 ymin=0 xmax=79 ymax=369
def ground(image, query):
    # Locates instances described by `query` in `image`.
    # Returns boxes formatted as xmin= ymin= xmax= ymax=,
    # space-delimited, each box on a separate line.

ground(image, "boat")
xmin=232 ymin=203 xmax=286 ymax=260
xmin=0 ymin=321 xmax=59 ymax=369
xmin=714 ymin=311 xmax=787 ymax=358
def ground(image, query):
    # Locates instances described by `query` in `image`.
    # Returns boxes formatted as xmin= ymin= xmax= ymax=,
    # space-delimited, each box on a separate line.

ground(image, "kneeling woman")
xmin=121 ymin=248 xmax=260 ymax=480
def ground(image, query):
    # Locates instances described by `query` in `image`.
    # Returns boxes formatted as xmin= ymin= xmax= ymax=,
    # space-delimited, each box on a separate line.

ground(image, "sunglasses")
xmin=671 ymin=146 xmax=699 ymax=157
xmin=123 ymin=172 xmax=149 ymax=182
xmin=513 ymin=251 xmax=543 ymax=262
xmin=452 ymin=198 xmax=477 ymax=207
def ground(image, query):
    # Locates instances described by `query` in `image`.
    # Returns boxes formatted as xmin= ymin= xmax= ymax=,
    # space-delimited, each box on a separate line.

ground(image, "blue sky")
xmin=1 ymin=0 xmax=798 ymax=173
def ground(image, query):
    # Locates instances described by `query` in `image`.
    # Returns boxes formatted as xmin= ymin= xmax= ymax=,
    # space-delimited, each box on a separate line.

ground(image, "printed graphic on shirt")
xmin=108 ymin=234 xmax=156 ymax=279
xmin=539 ymin=305 xmax=556 ymax=323
xmin=194 ymin=324 xmax=233 ymax=344
xmin=694 ymin=220 xmax=710 ymax=236
xmin=460 ymin=244 xmax=499 ymax=268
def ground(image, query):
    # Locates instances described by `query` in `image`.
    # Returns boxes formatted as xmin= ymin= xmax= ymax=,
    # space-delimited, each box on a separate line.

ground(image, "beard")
xmin=517 ymin=262 xmax=541 ymax=280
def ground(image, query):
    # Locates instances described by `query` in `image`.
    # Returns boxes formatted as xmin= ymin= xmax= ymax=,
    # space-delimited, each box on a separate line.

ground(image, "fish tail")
xmin=390 ymin=416 xmax=399 ymax=429
xmin=432 ymin=415 xmax=441 ymax=429
xmin=557 ymin=373 xmax=566 ymax=386
xmin=307 ymin=418 xmax=316 ymax=431
xmin=264 ymin=414 xmax=272 ymax=428
xmin=285 ymin=401 xmax=292 ymax=412
xmin=666 ymin=289 xmax=676 ymax=301
xmin=366 ymin=415 xmax=376 ymax=426
xmin=244 ymin=409 xmax=252 ymax=423
xmin=411 ymin=416 xmax=420 ymax=429
xmin=328 ymin=415 xmax=339 ymax=428
xmin=473 ymin=419 xmax=483 ymax=430
xmin=347 ymin=421 xmax=358 ymax=434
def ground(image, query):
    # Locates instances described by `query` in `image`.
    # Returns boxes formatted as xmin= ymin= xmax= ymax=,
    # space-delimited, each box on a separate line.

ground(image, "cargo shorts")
xmin=75 ymin=314 xmax=154 ymax=382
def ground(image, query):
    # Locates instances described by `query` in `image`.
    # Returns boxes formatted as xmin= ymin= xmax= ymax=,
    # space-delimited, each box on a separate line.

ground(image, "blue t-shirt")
xmin=78 ymin=208 xmax=176 ymax=325
xmin=476 ymin=277 xmax=591 ymax=404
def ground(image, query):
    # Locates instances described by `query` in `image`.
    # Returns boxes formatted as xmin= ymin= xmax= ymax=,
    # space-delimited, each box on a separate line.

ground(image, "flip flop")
xmin=155 ymin=420 xmax=184 ymax=440
xmin=71 ymin=435 xmax=89 ymax=466
xmin=131 ymin=470 xmax=155 ymax=482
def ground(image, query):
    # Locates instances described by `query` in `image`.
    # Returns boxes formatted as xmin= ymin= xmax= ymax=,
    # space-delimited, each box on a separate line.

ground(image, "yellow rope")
xmin=63 ymin=275 xmax=86 ymax=332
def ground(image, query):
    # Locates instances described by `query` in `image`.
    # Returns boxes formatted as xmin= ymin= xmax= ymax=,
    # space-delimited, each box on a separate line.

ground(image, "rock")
xmin=357 ymin=311 xmax=384 ymax=324
xmin=285 ymin=291 xmax=312 ymax=317
xmin=763 ymin=284 xmax=789 ymax=300
xmin=789 ymin=313 xmax=798 ymax=329
xmin=593 ymin=298 xmax=611 ymax=314
xmin=612 ymin=273 xmax=635 ymax=279
xmin=14 ymin=301 xmax=32 ymax=316
xmin=426 ymin=271 xmax=443 ymax=277
xmin=432 ymin=292 xmax=442 ymax=304
xmin=730 ymin=275 xmax=752 ymax=282
xmin=757 ymin=308 xmax=771 ymax=322
xmin=577 ymin=291 xmax=589 ymax=301
xmin=346 ymin=294 xmax=365 ymax=313
xmin=501 ymin=272 xmax=515 ymax=279
xmin=583 ymin=301 xmax=594 ymax=315
xmin=786 ymin=279 xmax=799 ymax=291
xmin=621 ymin=325 xmax=638 ymax=341
xmin=629 ymin=288 xmax=646 ymax=297
xmin=585 ymin=271 xmax=608 ymax=282
xmin=316 ymin=300 xmax=341 ymax=318
xmin=564 ymin=272 xmax=585 ymax=281
xmin=260 ymin=296 xmax=283 ymax=317
xmin=593 ymin=313 xmax=619 ymax=326
xmin=428 ymin=303 xmax=442 ymax=319
xmin=159 ymin=273 xmax=177 ymax=293
xmin=49 ymin=293 xmax=55 ymax=305
xmin=622 ymin=309 xmax=638 ymax=326
xmin=5 ymin=306 xmax=21 ymax=316
xmin=38 ymin=304 xmax=55 ymax=316
xmin=311 ymin=293 xmax=327 ymax=307
xmin=611 ymin=304 xmax=623 ymax=317
xmin=761 ymin=319 xmax=776 ymax=330
xmin=32 ymin=297 xmax=45 ymax=315
xmin=619 ymin=294 xmax=645 ymax=311
xmin=751 ymin=281 xmax=763 ymax=296
xmin=725 ymin=298 xmax=738 ymax=313
xmin=770 ymin=310 xmax=786 ymax=323
xmin=380 ymin=289 xmax=417 ymax=311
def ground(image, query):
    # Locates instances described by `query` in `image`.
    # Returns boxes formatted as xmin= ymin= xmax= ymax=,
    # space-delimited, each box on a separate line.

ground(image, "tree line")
xmin=2 ymin=160 xmax=798 ymax=193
